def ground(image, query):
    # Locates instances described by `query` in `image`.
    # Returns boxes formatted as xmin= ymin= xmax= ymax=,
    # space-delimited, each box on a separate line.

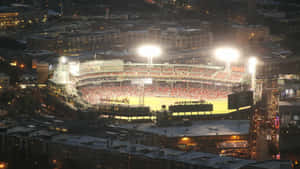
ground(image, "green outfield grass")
xmin=118 ymin=96 xmax=235 ymax=114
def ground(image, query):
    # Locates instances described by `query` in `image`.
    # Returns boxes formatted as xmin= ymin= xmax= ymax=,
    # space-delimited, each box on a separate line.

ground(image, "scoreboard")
xmin=169 ymin=104 xmax=213 ymax=112
xmin=99 ymin=104 xmax=151 ymax=116
xmin=228 ymin=91 xmax=253 ymax=109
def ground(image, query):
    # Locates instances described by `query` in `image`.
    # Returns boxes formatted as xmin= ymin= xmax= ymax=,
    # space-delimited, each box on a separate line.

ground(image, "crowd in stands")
xmin=76 ymin=65 xmax=241 ymax=105
xmin=77 ymin=65 xmax=244 ymax=83
xmin=79 ymin=84 xmax=230 ymax=105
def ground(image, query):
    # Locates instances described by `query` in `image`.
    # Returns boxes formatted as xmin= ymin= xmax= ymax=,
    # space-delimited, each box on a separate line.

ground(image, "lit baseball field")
xmin=115 ymin=96 xmax=235 ymax=114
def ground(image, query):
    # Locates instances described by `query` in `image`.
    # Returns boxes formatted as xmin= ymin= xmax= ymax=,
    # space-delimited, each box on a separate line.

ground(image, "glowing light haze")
xmin=215 ymin=47 xmax=240 ymax=63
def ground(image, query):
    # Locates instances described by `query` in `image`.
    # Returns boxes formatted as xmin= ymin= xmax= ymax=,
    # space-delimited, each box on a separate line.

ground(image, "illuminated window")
xmin=181 ymin=137 xmax=190 ymax=141
xmin=10 ymin=61 xmax=17 ymax=66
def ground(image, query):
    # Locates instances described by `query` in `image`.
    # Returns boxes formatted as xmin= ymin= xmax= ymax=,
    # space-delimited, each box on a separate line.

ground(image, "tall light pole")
xmin=215 ymin=47 xmax=240 ymax=74
xmin=137 ymin=45 xmax=160 ymax=105
xmin=138 ymin=45 xmax=161 ymax=65
xmin=58 ymin=56 xmax=68 ymax=84
xmin=132 ymin=78 xmax=152 ymax=106
xmin=248 ymin=57 xmax=257 ymax=92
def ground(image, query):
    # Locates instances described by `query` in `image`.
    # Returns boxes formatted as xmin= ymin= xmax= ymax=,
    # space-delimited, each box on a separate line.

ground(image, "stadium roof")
xmin=115 ymin=120 xmax=249 ymax=138
xmin=51 ymin=134 xmax=255 ymax=169
xmin=243 ymin=160 xmax=292 ymax=169
xmin=2 ymin=120 xmax=287 ymax=169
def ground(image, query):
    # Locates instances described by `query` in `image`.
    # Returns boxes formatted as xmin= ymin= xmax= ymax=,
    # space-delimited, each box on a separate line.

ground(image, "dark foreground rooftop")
xmin=115 ymin=120 xmax=250 ymax=137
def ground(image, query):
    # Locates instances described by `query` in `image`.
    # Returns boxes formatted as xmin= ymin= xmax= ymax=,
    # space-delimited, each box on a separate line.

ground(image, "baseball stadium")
xmin=50 ymin=54 xmax=248 ymax=120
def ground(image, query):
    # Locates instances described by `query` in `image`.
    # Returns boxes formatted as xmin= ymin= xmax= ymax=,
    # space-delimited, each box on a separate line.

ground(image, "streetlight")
xmin=138 ymin=45 xmax=161 ymax=65
xmin=248 ymin=57 xmax=257 ymax=91
xmin=215 ymin=47 xmax=240 ymax=73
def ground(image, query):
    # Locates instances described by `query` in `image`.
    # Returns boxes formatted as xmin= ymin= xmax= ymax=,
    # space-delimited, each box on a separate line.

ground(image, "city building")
xmin=0 ymin=123 xmax=290 ymax=169
xmin=231 ymin=24 xmax=270 ymax=46
xmin=116 ymin=120 xmax=250 ymax=158
xmin=124 ymin=27 xmax=213 ymax=50
xmin=28 ymin=30 xmax=121 ymax=55
xmin=0 ymin=5 xmax=48 ymax=30
xmin=160 ymin=28 xmax=213 ymax=50
xmin=36 ymin=62 xmax=49 ymax=84
xmin=0 ymin=73 xmax=9 ymax=89
xmin=0 ymin=11 xmax=20 ymax=29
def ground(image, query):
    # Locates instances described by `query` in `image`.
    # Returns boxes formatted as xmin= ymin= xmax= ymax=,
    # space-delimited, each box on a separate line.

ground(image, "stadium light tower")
xmin=138 ymin=45 xmax=161 ymax=65
xmin=248 ymin=57 xmax=257 ymax=91
xmin=215 ymin=47 xmax=240 ymax=73
xmin=132 ymin=78 xmax=153 ymax=106
xmin=60 ymin=56 xmax=67 ymax=64
xmin=53 ymin=56 xmax=69 ymax=85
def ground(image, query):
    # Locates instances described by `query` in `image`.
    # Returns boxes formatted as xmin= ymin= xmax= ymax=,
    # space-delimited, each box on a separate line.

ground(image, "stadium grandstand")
xmin=50 ymin=59 xmax=248 ymax=120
